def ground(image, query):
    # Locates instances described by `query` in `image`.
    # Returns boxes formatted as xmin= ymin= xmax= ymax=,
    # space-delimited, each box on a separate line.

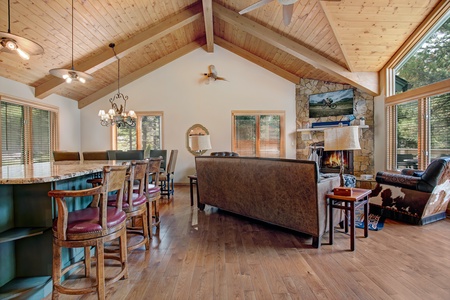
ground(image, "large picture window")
xmin=386 ymin=6 xmax=450 ymax=170
xmin=1 ymin=97 xmax=58 ymax=166
xmin=232 ymin=111 xmax=285 ymax=158
xmin=387 ymin=93 xmax=450 ymax=170
xmin=395 ymin=14 xmax=450 ymax=94
xmin=113 ymin=112 xmax=163 ymax=154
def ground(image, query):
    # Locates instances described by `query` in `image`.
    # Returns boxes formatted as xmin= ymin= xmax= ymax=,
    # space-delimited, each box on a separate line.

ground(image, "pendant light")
xmin=98 ymin=43 xmax=136 ymax=128
xmin=0 ymin=0 xmax=44 ymax=60
xmin=49 ymin=0 xmax=92 ymax=83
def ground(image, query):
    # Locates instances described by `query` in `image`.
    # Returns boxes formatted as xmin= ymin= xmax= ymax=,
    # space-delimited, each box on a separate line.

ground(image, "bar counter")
xmin=0 ymin=160 xmax=120 ymax=299
xmin=0 ymin=160 xmax=119 ymax=184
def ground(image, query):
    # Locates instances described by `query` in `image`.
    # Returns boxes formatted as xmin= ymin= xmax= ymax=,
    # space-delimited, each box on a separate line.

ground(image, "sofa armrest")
xmin=376 ymin=172 xmax=421 ymax=190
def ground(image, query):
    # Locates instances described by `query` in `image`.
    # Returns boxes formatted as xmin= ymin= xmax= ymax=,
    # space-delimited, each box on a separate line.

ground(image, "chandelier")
xmin=98 ymin=43 xmax=136 ymax=128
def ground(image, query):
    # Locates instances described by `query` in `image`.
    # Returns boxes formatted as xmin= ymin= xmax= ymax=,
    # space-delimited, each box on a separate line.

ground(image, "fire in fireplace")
xmin=309 ymin=142 xmax=354 ymax=174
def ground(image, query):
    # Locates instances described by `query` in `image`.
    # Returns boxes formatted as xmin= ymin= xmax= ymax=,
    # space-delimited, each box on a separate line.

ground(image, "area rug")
xmin=354 ymin=205 xmax=385 ymax=231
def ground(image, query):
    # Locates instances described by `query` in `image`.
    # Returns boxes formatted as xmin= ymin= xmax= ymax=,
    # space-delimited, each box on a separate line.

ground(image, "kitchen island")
xmin=0 ymin=161 xmax=118 ymax=300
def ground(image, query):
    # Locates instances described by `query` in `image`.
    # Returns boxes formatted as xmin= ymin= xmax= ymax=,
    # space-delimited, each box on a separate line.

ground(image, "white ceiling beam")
xmin=213 ymin=3 xmax=379 ymax=96
xmin=202 ymin=0 xmax=214 ymax=52
xmin=35 ymin=3 xmax=204 ymax=99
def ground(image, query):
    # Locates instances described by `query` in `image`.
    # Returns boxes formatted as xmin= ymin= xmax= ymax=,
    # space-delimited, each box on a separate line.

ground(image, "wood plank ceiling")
xmin=0 ymin=0 xmax=441 ymax=108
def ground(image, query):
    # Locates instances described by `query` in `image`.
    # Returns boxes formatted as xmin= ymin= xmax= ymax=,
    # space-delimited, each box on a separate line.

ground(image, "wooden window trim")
xmin=111 ymin=111 xmax=164 ymax=150
xmin=231 ymin=110 xmax=286 ymax=158
xmin=0 ymin=94 xmax=59 ymax=165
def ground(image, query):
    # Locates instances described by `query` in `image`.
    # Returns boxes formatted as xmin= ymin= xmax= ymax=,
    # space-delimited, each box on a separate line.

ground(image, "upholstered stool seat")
xmin=108 ymin=194 xmax=147 ymax=209
xmin=54 ymin=207 xmax=126 ymax=237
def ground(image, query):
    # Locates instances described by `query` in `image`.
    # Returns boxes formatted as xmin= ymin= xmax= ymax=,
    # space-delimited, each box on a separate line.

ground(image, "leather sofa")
xmin=195 ymin=156 xmax=340 ymax=248
xmin=370 ymin=157 xmax=450 ymax=225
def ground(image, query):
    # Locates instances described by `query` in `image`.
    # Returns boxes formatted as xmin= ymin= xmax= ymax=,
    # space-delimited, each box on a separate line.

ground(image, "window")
xmin=113 ymin=112 xmax=163 ymax=154
xmin=395 ymin=13 xmax=450 ymax=94
xmin=232 ymin=111 xmax=285 ymax=158
xmin=1 ymin=97 xmax=58 ymax=166
xmin=386 ymin=5 xmax=450 ymax=170
xmin=387 ymin=93 xmax=450 ymax=170
xmin=395 ymin=101 xmax=418 ymax=169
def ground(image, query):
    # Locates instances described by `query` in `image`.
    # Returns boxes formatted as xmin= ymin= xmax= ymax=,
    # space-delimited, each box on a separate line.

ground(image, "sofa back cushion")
xmin=195 ymin=156 xmax=328 ymax=237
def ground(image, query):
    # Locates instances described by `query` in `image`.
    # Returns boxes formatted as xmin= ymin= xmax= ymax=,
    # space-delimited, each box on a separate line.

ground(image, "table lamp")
xmin=189 ymin=134 xmax=212 ymax=156
xmin=324 ymin=125 xmax=361 ymax=188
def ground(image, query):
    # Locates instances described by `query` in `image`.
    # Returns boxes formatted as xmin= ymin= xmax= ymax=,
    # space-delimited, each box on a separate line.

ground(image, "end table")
xmin=188 ymin=174 xmax=199 ymax=207
xmin=327 ymin=188 xmax=371 ymax=251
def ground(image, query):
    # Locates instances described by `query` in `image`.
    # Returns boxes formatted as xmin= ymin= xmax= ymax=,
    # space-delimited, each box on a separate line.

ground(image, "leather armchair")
xmin=210 ymin=151 xmax=239 ymax=157
xmin=370 ymin=157 xmax=450 ymax=225
xmin=376 ymin=157 xmax=449 ymax=193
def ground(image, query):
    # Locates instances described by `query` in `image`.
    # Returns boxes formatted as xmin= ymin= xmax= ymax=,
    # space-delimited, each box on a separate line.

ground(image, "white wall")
xmin=0 ymin=76 xmax=81 ymax=151
xmin=81 ymin=45 xmax=297 ymax=183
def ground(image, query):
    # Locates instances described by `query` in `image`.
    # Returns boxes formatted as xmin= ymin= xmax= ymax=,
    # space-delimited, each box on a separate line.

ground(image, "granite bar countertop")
xmin=0 ymin=161 xmax=119 ymax=184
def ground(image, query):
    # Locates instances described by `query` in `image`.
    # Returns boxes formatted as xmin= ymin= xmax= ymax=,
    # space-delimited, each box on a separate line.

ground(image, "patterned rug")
xmin=354 ymin=205 xmax=385 ymax=231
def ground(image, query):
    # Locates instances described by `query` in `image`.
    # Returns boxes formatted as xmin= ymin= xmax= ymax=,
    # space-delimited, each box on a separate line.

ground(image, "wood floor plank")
xmin=44 ymin=185 xmax=450 ymax=299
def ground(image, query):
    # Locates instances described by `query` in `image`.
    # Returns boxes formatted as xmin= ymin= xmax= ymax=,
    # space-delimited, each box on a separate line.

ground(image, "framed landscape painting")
xmin=308 ymin=89 xmax=354 ymax=118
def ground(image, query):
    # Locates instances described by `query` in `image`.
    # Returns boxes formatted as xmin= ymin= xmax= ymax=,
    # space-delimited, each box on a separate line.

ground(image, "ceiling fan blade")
xmin=282 ymin=4 xmax=294 ymax=25
xmin=239 ymin=0 xmax=274 ymax=15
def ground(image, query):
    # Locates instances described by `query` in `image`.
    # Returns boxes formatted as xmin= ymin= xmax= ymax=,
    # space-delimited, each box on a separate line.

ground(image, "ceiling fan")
xmin=0 ymin=0 xmax=44 ymax=60
xmin=239 ymin=0 xmax=298 ymax=26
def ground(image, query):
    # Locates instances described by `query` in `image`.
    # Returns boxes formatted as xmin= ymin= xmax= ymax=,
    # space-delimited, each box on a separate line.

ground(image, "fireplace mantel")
xmin=297 ymin=125 xmax=369 ymax=132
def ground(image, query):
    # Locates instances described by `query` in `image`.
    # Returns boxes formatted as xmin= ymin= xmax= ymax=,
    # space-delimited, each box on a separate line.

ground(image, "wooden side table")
xmin=327 ymin=188 xmax=371 ymax=251
xmin=188 ymin=175 xmax=199 ymax=207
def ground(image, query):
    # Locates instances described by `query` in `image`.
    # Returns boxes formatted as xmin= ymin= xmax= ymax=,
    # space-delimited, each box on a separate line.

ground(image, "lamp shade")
xmin=324 ymin=126 xmax=361 ymax=151
xmin=189 ymin=135 xmax=212 ymax=151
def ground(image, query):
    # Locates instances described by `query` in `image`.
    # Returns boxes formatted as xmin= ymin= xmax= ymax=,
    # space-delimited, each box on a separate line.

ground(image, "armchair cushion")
xmin=210 ymin=151 xmax=239 ymax=157
xmin=376 ymin=172 xmax=421 ymax=191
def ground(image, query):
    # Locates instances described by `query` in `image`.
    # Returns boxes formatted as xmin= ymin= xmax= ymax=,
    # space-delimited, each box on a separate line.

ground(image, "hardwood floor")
xmin=46 ymin=185 xmax=450 ymax=299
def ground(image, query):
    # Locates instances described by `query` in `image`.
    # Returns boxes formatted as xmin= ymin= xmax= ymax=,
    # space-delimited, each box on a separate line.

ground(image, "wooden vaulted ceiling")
xmin=0 ymin=0 xmax=443 ymax=108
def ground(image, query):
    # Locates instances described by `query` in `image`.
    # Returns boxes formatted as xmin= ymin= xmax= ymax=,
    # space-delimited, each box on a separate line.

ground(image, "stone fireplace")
xmin=309 ymin=141 xmax=354 ymax=174
xmin=296 ymin=79 xmax=374 ymax=177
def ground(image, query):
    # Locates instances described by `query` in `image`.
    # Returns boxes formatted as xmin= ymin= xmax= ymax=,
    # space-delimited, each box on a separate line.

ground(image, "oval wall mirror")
xmin=186 ymin=124 xmax=211 ymax=156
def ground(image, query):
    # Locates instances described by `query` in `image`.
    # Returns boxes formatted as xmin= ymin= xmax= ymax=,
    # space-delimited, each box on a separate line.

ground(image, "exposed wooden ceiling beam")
xmin=35 ymin=3 xmax=204 ymax=100
xmin=215 ymin=36 xmax=299 ymax=84
xmin=213 ymin=3 xmax=379 ymax=96
xmin=78 ymin=38 xmax=206 ymax=109
xmin=202 ymin=0 xmax=214 ymax=52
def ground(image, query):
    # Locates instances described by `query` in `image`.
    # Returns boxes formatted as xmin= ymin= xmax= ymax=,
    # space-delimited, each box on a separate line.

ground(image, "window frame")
xmin=231 ymin=110 xmax=285 ymax=158
xmin=383 ymin=3 xmax=450 ymax=170
xmin=111 ymin=111 xmax=164 ymax=151
xmin=0 ymin=94 xmax=59 ymax=166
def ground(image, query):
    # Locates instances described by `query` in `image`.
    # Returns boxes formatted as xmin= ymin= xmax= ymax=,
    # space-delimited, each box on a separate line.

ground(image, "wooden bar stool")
xmin=146 ymin=157 xmax=163 ymax=229
xmin=109 ymin=160 xmax=150 ymax=252
xmin=48 ymin=165 xmax=129 ymax=299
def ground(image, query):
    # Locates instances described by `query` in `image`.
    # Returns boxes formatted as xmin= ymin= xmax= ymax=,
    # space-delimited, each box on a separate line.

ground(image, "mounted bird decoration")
xmin=202 ymin=65 xmax=228 ymax=84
